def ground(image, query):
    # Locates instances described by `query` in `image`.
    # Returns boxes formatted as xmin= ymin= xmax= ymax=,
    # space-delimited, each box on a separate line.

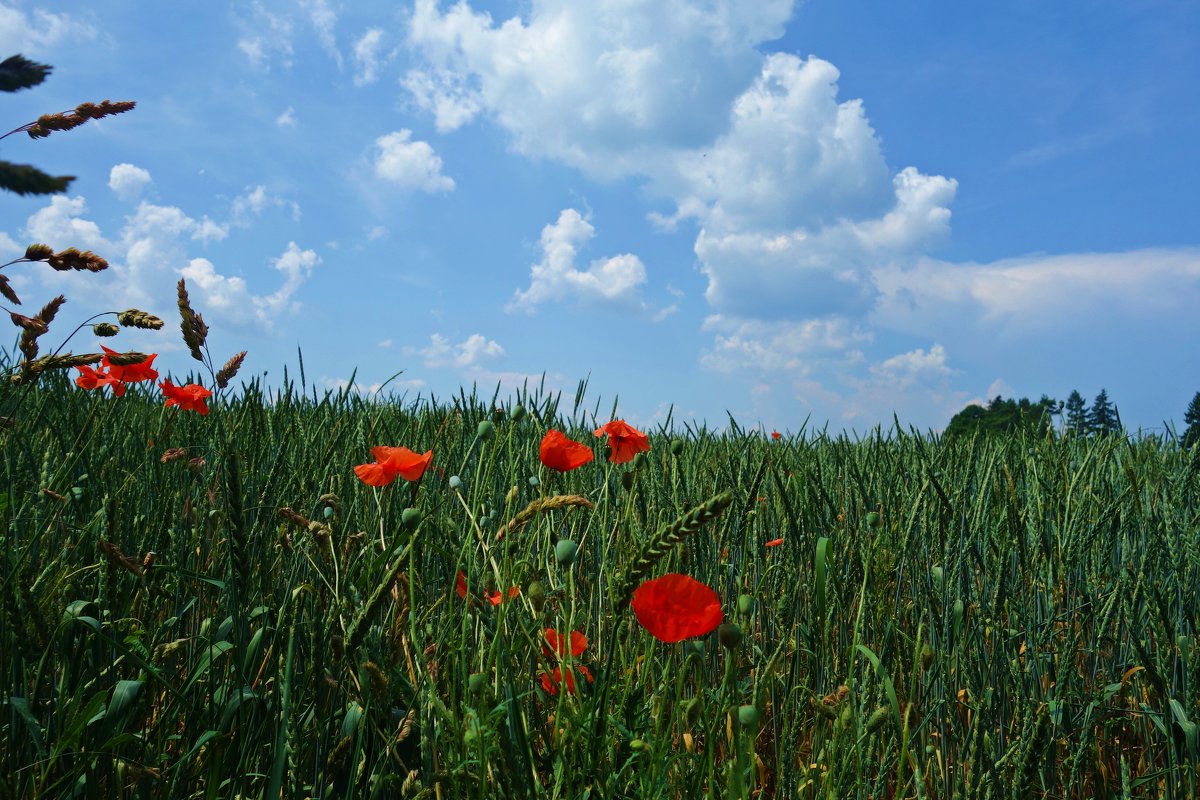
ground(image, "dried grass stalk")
xmin=216 ymin=350 xmax=247 ymax=389
xmin=495 ymin=494 xmax=595 ymax=541
xmin=47 ymin=248 xmax=107 ymax=272
xmin=0 ymin=274 xmax=20 ymax=305
xmin=117 ymin=308 xmax=165 ymax=330
xmin=177 ymin=278 xmax=207 ymax=362
xmin=106 ymin=351 xmax=152 ymax=366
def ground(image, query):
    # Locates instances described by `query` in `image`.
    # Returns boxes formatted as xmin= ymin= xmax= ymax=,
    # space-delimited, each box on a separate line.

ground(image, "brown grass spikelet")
xmin=277 ymin=506 xmax=312 ymax=529
xmin=23 ymin=243 xmax=53 ymax=261
xmin=40 ymin=487 xmax=68 ymax=502
xmin=216 ymin=350 xmax=247 ymax=389
xmin=0 ymin=274 xmax=20 ymax=305
xmin=117 ymin=308 xmax=165 ymax=330
xmin=362 ymin=660 xmax=389 ymax=696
xmin=325 ymin=735 xmax=353 ymax=772
xmin=9 ymin=312 xmax=47 ymax=334
xmin=160 ymin=448 xmax=187 ymax=464
xmin=92 ymin=322 xmax=119 ymax=337
xmin=24 ymin=100 xmax=136 ymax=139
xmin=35 ymin=294 xmax=65 ymax=326
xmin=96 ymin=539 xmax=144 ymax=576
xmin=47 ymin=248 xmax=107 ymax=272
xmin=106 ymin=350 xmax=152 ymax=366
xmin=495 ymin=494 xmax=595 ymax=541
xmin=45 ymin=352 xmax=103 ymax=369
xmin=177 ymin=278 xmax=208 ymax=362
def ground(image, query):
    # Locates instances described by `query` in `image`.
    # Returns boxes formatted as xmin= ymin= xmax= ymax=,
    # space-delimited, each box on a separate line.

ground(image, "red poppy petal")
xmin=354 ymin=462 xmax=397 ymax=487
xmin=631 ymin=573 xmax=724 ymax=643
xmin=455 ymin=570 xmax=468 ymax=600
xmin=765 ymin=538 xmax=784 ymax=547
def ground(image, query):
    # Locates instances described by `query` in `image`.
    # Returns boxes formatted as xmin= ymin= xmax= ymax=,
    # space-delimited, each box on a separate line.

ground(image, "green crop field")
xmin=3 ymin=358 xmax=1199 ymax=799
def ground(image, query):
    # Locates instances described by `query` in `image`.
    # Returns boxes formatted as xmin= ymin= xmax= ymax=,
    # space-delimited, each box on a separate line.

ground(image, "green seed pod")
xmin=468 ymin=672 xmax=487 ymax=694
xmin=511 ymin=404 xmax=527 ymax=423
xmin=449 ymin=475 xmax=463 ymax=490
xmin=629 ymin=738 xmax=647 ymax=751
xmin=670 ymin=438 xmax=684 ymax=456
xmin=718 ymin=622 xmax=743 ymax=650
xmin=920 ymin=643 xmax=934 ymax=671
xmin=621 ymin=470 xmax=635 ymax=491
xmin=866 ymin=705 xmax=890 ymax=733
xmin=737 ymin=705 xmax=761 ymax=728
xmin=323 ymin=505 xmax=335 ymax=519
xmin=528 ymin=475 xmax=540 ymax=487
xmin=866 ymin=511 xmax=881 ymax=529
xmin=633 ymin=451 xmax=646 ymax=469
xmin=401 ymin=507 xmax=421 ymax=530
xmin=477 ymin=420 xmax=496 ymax=441
xmin=737 ymin=594 xmax=755 ymax=616
xmin=555 ymin=539 xmax=578 ymax=566
xmin=528 ymin=581 xmax=547 ymax=612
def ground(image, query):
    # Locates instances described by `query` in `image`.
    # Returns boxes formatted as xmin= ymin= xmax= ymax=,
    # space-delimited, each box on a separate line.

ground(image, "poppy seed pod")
xmin=323 ymin=506 xmax=334 ymax=519
xmin=737 ymin=705 xmax=761 ymax=729
xmin=621 ymin=471 xmax=635 ymax=491
xmin=737 ymin=594 xmax=755 ymax=615
xmin=401 ymin=507 xmax=421 ymax=530
xmin=528 ymin=581 xmax=547 ymax=612
xmin=449 ymin=475 xmax=463 ymax=490
xmin=511 ymin=404 xmax=527 ymax=422
xmin=633 ymin=451 xmax=646 ymax=469
xmin=477 ymin=420 xmax=496 ymax=441
xmin=670 ymin=438 xmax=684 ymax=456
xmin=718 ymin=622 xmax=743 ymax=650
xmin=866 ymin=511 xmax=882 ymax=529
xmin=555 ymin=539 xmax=578 ymax=566
xmin=468 ymin=672 xmax=487 ymax=694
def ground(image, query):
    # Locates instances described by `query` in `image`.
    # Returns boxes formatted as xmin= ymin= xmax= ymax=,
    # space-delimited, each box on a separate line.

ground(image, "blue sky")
xmin=2 ymin=0 xmax=1197 ymax=434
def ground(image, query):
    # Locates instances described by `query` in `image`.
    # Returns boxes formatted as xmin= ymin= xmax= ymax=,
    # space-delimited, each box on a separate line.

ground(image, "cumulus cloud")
xmin=507 ymin=209 xmax=653 ymax=314
xmin=373 ymin=130 xmax=454 ymax=192
xmin=353 ymin=27 xmax=386 ymax=86
xmin=275 ymin=107 xmax=297 ymax=127
xmin=108 ymin=163 xmax=153 ymax=202
xmin=300 ymin=0 xmax=341 ymax=68
xmin=0 ymin=5 xmax=94 ymax=57
xmin=181 ymin=241 xmax=319 ymax=327
xmin=416 ymin=333 xmax=504 ymax=369
xmin=232 ymin=185 xmax=300 ymax=224
xmin=237 ymin=5 xmax=294 ymax=70
xmin=699 ymin=314 xmax=872 ymax=373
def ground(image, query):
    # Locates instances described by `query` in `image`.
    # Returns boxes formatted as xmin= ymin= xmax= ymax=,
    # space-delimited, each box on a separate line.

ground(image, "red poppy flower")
xmin=765 ymin=537 xmax=784 ymax=547
xmin=160 ymin=380 xmax=212 ymax=414
xmin=75 ymin=364 xmax=126 ymax=396
xmin=353 ymin=446 xmax=433 ymax=486
xmin=100 ymin=345 xmax=158 ymax=383
xmin=540 ymin=664 xmax=594 ymax=695
xmin=455 ymin=570 xmax=469 ymax=600
xmin=539 ymin=429 xmax=594 ymax=472
xmin=486 ymin=586 xmax=521 ymax=606
xmin=593 ymin=419 xmax=650 ymax=464
xmin=631 ymin=573 xmax=723 ymax=643
xmin=771 ymin=431 xmax=782 ymax=441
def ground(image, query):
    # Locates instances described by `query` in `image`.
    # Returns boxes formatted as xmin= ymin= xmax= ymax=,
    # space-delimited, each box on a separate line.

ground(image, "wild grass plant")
xmin=4 ymin=56 xmax=1200 ymax=799
xmin=2 ymin=354 xmax=1200 ymax=798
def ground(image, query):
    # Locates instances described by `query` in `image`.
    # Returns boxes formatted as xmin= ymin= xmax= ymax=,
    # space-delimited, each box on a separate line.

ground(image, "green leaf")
xmin=8 ymin=696 xmax=47 ymax=760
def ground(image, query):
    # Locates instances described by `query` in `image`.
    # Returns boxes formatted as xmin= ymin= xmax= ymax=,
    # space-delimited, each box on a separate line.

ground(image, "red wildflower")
xmin=540 ymin=628 xmax=592 ymax=694
xmin=539 ymin=429 xmax=594 ymax=472
xmin=486 ymin=586 xmax=521 ymax=605
xmin=593 ymin=419 xmax=650 ymax=464
xmin=75 ymin=364 xmax=125 ymax=396
xmin=771 ymin=431 xmax=782 ymax=441
xmin=455 ymin=570 xmax=469 ymax=600
xmin=160 ymin=380 xmax=212 ymax=414
xmin=100 ymin=345 xmax=158 ymax=383
xmin=353 ymin=446 xmax=433 ymax=486
xmin=765 ymin=537 xmax=784 ymax=547
xmin=631 ymin=573 xmax=723 ymax=643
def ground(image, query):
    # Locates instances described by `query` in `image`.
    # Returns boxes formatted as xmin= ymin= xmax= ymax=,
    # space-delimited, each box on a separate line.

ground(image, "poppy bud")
xmin=555 ymin=539 xmax=578 ymax=566
xmin=670 ymin=438 xmax=684 ymax=456
xmin=866 ymin=511 xmax=882 ymax=529
xmin=718 ymin=622 xmax=742 ymax=650
xmin=737 ymin=705 xmax=760 ymax=729
xmin=449 ymin=475 xmax=463 ymax=490
xmin=468 ymin=672 xmax=487 ymax=694
xmin=737 ymin=594 xmax=755 ymax=616
xmin=401 ymin=507 xmax=421 ymax=530
xmin=621 ymin=471 xmax=635 ymax=491
xmin=528 ymin=581 xmax=547 ymax=612
xmin=511 ymin=404 xmax=527 ymax=422
xmin=477 ymin=420 xmax=496 ymax=441
xmin=528 ymin=475 xmax=540 ymax=487
xmin=633 ymin=451 xmax=646 ymax=469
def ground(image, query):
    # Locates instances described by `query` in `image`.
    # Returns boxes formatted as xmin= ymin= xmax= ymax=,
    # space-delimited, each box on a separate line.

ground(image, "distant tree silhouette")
xmin=1088 ymin=389 xmax=1119 ymax=435
xmin=944 ymin=394 xmax=1058 ymax=440
xmin=1064 ymin=390 xmax=1088 ymax=435
xmin=1184 ymin=391 xmax=1200 ymax=449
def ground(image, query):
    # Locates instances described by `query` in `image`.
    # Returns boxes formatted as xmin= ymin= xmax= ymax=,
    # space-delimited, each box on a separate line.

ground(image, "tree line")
xmin=944 ymin=388 xmax=1200 ymax=447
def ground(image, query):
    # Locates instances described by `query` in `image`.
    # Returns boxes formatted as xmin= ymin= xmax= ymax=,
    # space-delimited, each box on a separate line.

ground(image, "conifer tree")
xmin=1088 ymin=388 xmax=1118 ymax=435
xmin=1184 ymin=391 xmax=1200 ymax=449
xmin=1064 ymin=390 xmax=1088 ymax=435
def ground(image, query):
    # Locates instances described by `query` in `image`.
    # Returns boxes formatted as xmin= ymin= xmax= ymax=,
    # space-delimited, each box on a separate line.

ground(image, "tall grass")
xmin=2 ymin=366 xmax=1198 ymax=798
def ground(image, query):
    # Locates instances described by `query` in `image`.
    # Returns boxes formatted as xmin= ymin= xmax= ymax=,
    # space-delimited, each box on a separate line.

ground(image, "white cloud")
xmin=181 ymin=241 xmax=319 ymax=327
xmin=353 ymin=27 xmax=386 ymax=86
xmin=232 ymin=185 xmax=300 ymax=224
xmin=23 ymin=195 xmax=111 ymax=254
xmin=275 ymin=107 xmax=297 ymax=127
xmin=0 ymin=5 xmax=94 ymax=57
xmin=0 ymin=231 xmax=19 ymax=259
xmin=108 ymin=163 xmax=153 ymax=202
xmin=373 ymin=130 xmax=454 ymax=192
xmin=507 ymin=209 xmax=652 ymax=314
xmin=237 ymin=4 xmax=294 ymax=70
xmin=417 ymin=333 xmax=504 ymax=369
xmin=699 ymin=314 xmax=872 ymax=373
xmin=300 ymin=0 xmax=341 ymax=68
xmin=868 ymin=344 xmax=953 ymax=391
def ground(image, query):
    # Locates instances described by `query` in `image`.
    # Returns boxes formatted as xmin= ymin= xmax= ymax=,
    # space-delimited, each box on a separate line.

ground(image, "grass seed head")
xmin=117 ymin=309 xmax=165 ymax=330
